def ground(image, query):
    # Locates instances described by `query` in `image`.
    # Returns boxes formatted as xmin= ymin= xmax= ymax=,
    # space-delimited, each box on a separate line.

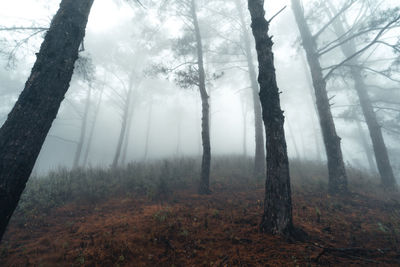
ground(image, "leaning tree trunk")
xmin=324 ymin=3 xmax=397 ymax=188
xmin=291 ymin=0 xmax=348 ymax=193
xmin=0 ymin=0 xmax=94 ymax=241
xmin=191 ymin=0 xmax=211 ymax=194
xmin=351 ymin=68 xmax=396 ymax=187
xmin=73 ymin=84 xmax=92 ymax=168
xmin=235 ymin=0 xmax=265 ymax=177
xmin=248 ymin=0 xmax=294 ymax=236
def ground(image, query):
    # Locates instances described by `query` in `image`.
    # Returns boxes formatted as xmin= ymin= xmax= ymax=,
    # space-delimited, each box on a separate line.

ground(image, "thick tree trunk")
xmin=73 ymin=85 xmax=92 ymax=168
xmin=248 ymin=0 xmax=294 ymax=236
xmin=191 ymin=0 xmax=211 ymax=194
xmin=112 ymin=78 xmax=134 ymax=168
xmin=235 ymin=0 xmax=266 ymax=177
xmin=324 ymin=4 xmax=397 ymax=188
xmin=291 ymin=0 xmax=348 ymax=193
xmin=82 ymin=85 xmax=104 ymax=167
xmin=0 ymin=0 xmax=94 ymax=241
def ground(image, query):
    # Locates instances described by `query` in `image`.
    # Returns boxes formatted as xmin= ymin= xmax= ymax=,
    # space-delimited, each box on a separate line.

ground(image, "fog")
xmin=0 ymin=0 xmax=399 ymax=177
xmin=1 ymin=0 xmax=400 ymax=264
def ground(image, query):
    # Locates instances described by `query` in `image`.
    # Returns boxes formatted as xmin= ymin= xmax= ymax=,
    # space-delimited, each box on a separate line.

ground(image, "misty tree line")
xmin=0 ymin=0 xmax=399 ymax=240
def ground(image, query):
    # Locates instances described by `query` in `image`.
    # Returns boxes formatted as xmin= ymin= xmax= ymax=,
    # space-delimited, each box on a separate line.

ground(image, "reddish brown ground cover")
xmin=1 ymin=182 xmax=400 ymax=266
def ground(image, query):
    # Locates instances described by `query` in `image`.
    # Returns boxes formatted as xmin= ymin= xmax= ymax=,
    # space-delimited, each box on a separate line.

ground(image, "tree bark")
xmin=248 ymin=0 xmax=294 ymax=236
xmin=235 ymin=0 xmax=266 ymax=177
xmin=191 ymin=0 xmax=211 ymax=194
xmin=73 ymin=84 xmax=92 ymax=168
xmin=0 ymin=0 xmax=94 ymax=241
xmin=291 ymin=0 xmax=348 ymax=193
xmin=324 ymin=3 xmax=397 ymax=188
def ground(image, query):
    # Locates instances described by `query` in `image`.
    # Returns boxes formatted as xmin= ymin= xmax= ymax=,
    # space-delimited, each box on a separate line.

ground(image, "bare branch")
xmin=323 ymin=15 xmax=400 ymax=80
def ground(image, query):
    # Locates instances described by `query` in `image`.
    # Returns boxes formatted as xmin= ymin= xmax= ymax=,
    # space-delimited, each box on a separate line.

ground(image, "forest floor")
xmin=1 ymin=178 xmax=400 ymax=266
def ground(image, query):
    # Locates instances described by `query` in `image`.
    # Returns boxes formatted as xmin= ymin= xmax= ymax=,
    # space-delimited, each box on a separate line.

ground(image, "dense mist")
xmin=0 ymin=0 xmax=399 ymax=265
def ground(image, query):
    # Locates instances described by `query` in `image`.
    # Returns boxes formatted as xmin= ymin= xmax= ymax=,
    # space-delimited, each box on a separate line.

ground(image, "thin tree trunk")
xmin=73 ymin=84 xmax=92 ymax=168
xmin=176 ymin=113 xmax=182 ymax=156
xmin=287 ymin=119 xmax=301 ymax=159
xmin=82 ymin=85 xmax=104 ymax=167
xmin=143 ymin=98 xmax=153 ymax=160
xmin=300 ymin=52 xmax=324 ymax=162
xmin=112 ymin=77 xmax=134 ymax=168
xmin=240 ymin=97 xmax=248 ymax=156
xmin=191 ymin=0 xmax=211 ymax=194
xmin=355 ymin=119 xmax=376 ymax=173
xmin=248 ymin=0 xmax=294 ymax=236
xmin=0 ymin=0 xmax=94 ymax=241
xmin=324 ymin=3 xmax=396 ymax=188
xmin=121 ymin=101 xmax=135 ymax=165
xmin=235 ymin=0 xmax=265 ymax=177
xmin=291 ymin=0 xmax=348 ymax=193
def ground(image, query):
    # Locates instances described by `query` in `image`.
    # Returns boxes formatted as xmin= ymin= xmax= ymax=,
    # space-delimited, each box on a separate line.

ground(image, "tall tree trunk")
xmin=240 ymin=97 xmax=248 ymax=156
xmin=191 ymin=0 xmax=211 ymax=194
xmin=291 ymin=0 xmax=348 ymax=193
xmin=235 ymin=0 xmax=266 ymax=177
xmin=300 ymin=52 xmax=324 ymax=162
xmin=287 ymin=119 xmax=301 ymax=159
xmin=0 ymin=0 xmax=94 ymax=241
xmin=121 ymin=102 xmax=136 ymax=165
xmin=176 ymin=112 xmax=182 ymax=156
xmin=143 ymin=97 xmax=153 ymax=160
xmin=351 ymin=69 xmax=396 ymax=187
xmin=112 ymin=77 xmax=134 ymax=168
xmin=324 ymin=4 xmax=397 ymax=188
xmin=248 ymin=0 xmax=294 ymax=236
xmin=355 ymin=119 xmax=376 ymax=173
xmin=73 ymin=84 xmax=92 ymax=168
xmin=82 ymin=85 xmax=104 ymax=167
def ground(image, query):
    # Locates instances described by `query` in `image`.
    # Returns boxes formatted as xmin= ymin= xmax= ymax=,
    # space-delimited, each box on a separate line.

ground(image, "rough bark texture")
xmin=325 ymin=5 xmax=397 ymax=188
xmin=235 ymin=0 xmax=265 ymax=178
xmin=291 ymin=0 xmax=348 ymax=193
xmin=73 ymin=85 xmax=92 ymax=168
xmin=191 ymin=0 xmax=211 ymax=194
xmin=248 ymin=0 xmax=294 ymax=235
xmin=0 ymin=0 xmax=94 ymax=241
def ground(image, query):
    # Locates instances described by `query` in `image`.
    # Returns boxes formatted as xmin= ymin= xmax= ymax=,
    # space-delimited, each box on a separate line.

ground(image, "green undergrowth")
xmin=14 ymin=156 xmax=383 ymax=225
